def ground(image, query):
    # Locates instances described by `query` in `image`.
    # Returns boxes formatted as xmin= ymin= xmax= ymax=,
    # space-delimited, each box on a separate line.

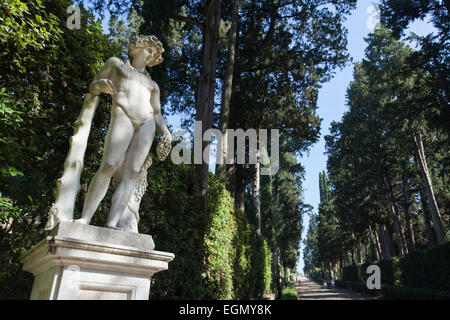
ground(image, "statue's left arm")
xmin=151 ymin=83 xmax=172 ymax=160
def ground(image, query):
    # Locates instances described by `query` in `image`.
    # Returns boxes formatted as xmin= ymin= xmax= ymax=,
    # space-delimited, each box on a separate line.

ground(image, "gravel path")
xmin=296 ymin=276 xmax=376 ymax=300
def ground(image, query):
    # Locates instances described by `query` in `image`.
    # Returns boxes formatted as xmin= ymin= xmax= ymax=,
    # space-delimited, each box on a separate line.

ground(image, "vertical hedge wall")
xmin=232 ymin=210 xmax=273 ymax=299
xmin=339 ymin=241 xmax=450 ymax=291
xmin=203 ymin=175 xmax=236 ymax=299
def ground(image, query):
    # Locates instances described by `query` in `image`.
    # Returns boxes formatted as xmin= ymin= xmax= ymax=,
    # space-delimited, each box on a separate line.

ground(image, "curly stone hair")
xmin=128 ymin=35 xmax=164 ymax=59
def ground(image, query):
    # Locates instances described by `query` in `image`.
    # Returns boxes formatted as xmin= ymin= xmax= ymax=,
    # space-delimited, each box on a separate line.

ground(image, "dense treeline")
xmin=304 ymin=1 xmax=449 ymax=292
xmin=0 ymin=0 xmax=357 ymax=299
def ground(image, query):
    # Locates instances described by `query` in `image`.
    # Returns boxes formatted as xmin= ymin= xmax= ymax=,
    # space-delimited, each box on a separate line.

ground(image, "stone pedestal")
xmin=20 ymin=221 xmax=174 ymax=300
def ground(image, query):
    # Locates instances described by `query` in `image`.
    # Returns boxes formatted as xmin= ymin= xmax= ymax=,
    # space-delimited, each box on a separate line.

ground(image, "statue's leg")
xmin=76 ymin=106 xmax=134 ymax=224
xmin=112 ymin=153 xmax=126 ymax=185
xmin=106 ymin=117 xmax=155 ymax=228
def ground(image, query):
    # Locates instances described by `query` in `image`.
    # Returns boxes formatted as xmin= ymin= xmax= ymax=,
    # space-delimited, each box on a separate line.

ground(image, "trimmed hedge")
xmin=147 ymin=170 xmax=269 ymax=299
xmin=204 ymin=176 xmax=273 ymax=299
xmin=252 ymin=237 xmax=272 ymax=297
xmin=341 ymin=241 xmax=450 ymax=290
xmin=203 ymin=175 xmax=236 ymax=299
xmin=338 ymin=240 xmax=450 ymax=299
xmin=233 ymin=210 xmax=273 ymax=299
xmin=279 ymin=284 xmax=299 ymax=300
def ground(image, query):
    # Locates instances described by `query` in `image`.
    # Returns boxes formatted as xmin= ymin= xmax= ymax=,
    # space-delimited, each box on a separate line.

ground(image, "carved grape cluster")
xmin=133 ymin=156 xmax=152 ymax=202
xmin=134 ymin=171 xmax=149 ymax=202
xmin=156 ymin=134 xmax=171 ymax=161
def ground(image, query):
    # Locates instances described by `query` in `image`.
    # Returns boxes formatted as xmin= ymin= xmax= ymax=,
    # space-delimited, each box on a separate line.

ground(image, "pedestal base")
xmin=20 ymin=221 xmax=174 ymax=300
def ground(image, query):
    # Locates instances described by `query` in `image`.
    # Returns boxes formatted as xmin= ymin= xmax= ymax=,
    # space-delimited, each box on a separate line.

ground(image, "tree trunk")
xmin=419 ymin=188 xmax=437 ymax=247
xmin=402 ymin=173 xmax=416 ymax=252
xmin=389 ymin=201 xmax=408 ymax=255
xmin=414 ymin=133 xmax=445 ymax=242
xmin=285 ymin=266 xmax=290 ymax=284
xmin=370 ymin=236 xmax=380 ymax=262
xmin=273 ymin=168 xmax=281 ymax=226
xmin=230 ymin=66 xmax=245 ymax=208
xmin=374 ymin=229 xmax=382 ymax=260
xmin=386 ymin=223 xmax=397 ymax=257
xmin=384 ymin=173 xmax=408 ymax=255
xmin=329 ymin=261 xmax=334 ymax=280
xmin=217 ymin=0 xmax=240 ymax=176
xmin=234 ymin=164 xmax=245 ymax=212
xmin=356 ymin=244 xmax=362 ymax=264
xmin=369 ymin=224 xmax=382 ymax=261
xmin=274 ymin=248 xmax=282 ymax=297
xmin=195 ymin=0 xmax=222 ymax=199
xmin=224 ymin=44 xmax=242 ymax=195
xmin=351 ymin=250 xmax=356 ymax=265
xmin=364 ymin=240 xmax=370 ymax=262
xmin=378 ymin=223 xmax=392 ymax=260
xmin=253 ymin=149 xmax=261 ymax=235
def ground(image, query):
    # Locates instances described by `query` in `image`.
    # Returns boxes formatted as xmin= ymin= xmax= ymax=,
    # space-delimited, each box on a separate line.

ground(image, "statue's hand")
xmin=156 ymin=133 xmax=172 ymax=161
xmin=90 ymin=79 xmax=117 ymax=95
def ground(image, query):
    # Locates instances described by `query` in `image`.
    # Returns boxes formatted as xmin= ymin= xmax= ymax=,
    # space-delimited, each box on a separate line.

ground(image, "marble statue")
xmin=46 ymin=35 xmax=172 ymax=233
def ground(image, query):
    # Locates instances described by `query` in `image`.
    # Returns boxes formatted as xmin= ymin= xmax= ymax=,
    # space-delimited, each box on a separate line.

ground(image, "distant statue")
xmin=46 ymin=35 xmax=172 ymax=233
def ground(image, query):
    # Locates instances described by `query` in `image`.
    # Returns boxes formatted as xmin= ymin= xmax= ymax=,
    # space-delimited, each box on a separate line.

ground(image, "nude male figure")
xmin=75 ymin=35 xmax=171 ymax=229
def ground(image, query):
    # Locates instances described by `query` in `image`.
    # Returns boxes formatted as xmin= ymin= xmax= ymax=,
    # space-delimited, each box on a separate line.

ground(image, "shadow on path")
xmin=296 ymin=276 xmax=376 ymax=300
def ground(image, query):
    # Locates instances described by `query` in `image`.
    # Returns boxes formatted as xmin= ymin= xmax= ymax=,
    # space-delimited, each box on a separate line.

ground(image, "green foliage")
xmin=316 ymin=26 xmax=450 ymax=283
xmin=203 ymin=175 xmax=236 ymax=300
xmin=145 ymin=170 xmax=272 ymax=300
xmin=251 ymin=236 xmax=272 ymax=298
xmin=279 ymin=284 xmax=299 ymax=300
xmin=303 ymin=214 xmax=320 ymax=274
xmin=262 ymin=239 xmax=273 ymax=295
xmin=140 ymin=161 xmax=203 ymax=299
xmin=276 ymin=150 xmax=306 ymax=271
xmin=397 ymin=241 xmax=450 ymax=290
xmin=232 ymin=209 xmax=254 ymax=299
xmin=232 ymin=210 xmax=273 ymax=299
xmin=136 ymin=0 xmax=358 ymax=298
xmin=380 ymin=0 xmax=450 ymax=132
xmin=0 ymin=0 xmax=362 ymax=300
xmin=305 ymin=171 xmax=346 ymax=278
xmin=339 ymin=241 xmax=450 ymax=296
xmin=0 ymin=0 xmax=121 ymax=299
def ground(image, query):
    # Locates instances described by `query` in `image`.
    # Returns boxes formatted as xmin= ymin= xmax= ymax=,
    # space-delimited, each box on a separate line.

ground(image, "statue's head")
xmin=128 ymin=35 xmax=164 ymax=67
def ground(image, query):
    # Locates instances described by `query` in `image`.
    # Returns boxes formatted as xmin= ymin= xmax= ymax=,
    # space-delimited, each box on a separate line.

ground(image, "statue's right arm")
xmin=88 ymin=57 xmax=121 ymax=96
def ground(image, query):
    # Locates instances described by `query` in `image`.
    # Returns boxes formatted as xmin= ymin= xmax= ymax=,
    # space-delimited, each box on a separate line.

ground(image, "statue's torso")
xmin=109 ymin=60 xmax=156 ymax=124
